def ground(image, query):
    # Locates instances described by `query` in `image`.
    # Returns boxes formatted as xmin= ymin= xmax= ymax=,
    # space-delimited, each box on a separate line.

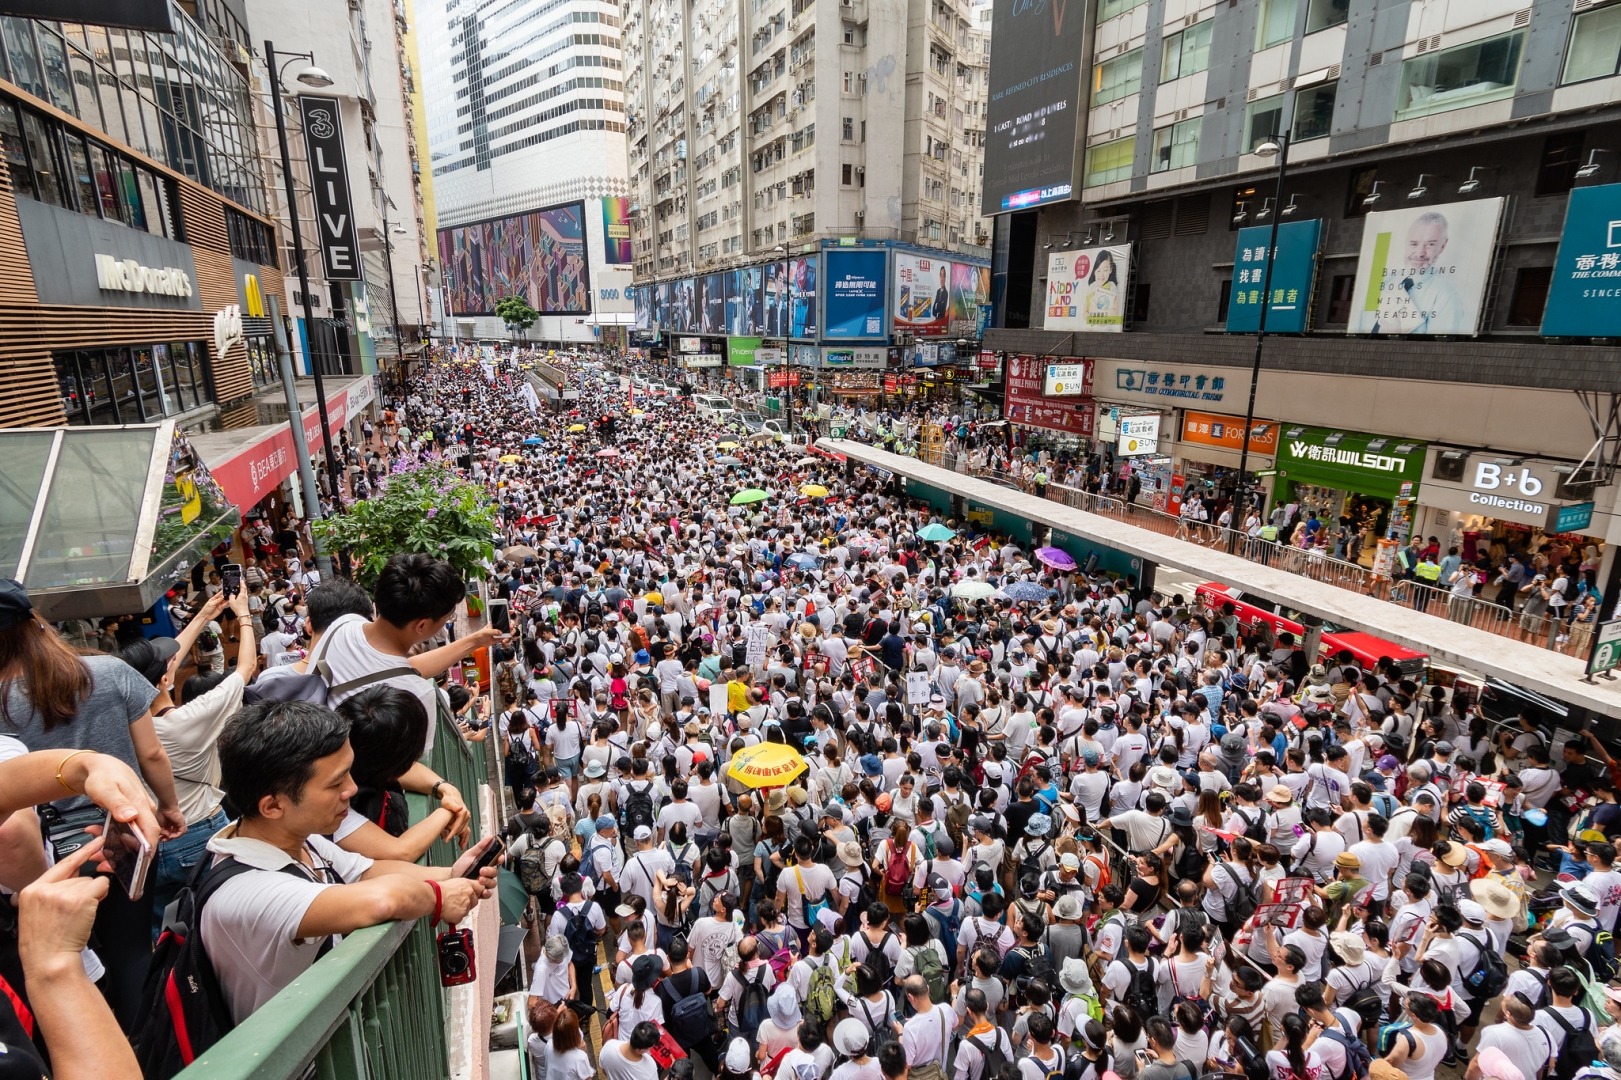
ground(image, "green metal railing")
xmin=174 ymin=713 xmax=485 ymax=1080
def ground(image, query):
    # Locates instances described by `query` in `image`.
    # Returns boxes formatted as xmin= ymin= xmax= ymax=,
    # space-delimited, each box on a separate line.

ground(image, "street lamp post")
xmin=265 ymin=40 xmax=347 ymax=524
xmin=1227 ymin=132 xmax=1290 ymax=554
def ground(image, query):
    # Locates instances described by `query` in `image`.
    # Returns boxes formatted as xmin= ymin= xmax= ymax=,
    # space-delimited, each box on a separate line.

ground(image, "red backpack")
xmin=884 ymin=841 xmax=914 ymax=896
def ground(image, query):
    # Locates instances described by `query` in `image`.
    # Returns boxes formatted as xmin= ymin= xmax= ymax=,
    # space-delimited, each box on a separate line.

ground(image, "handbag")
xmin=796 ymin=865 xmax=830 ymax=927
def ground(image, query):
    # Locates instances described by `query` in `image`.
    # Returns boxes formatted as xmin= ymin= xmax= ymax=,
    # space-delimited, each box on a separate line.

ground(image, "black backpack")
xmin=1218 ymin=861 xmax=1259 ymax=925
xmin=622 ymin=780 xmax=656 ymax=832
xmin=1233 ymin=805 xmax=1268 ymax=844
xmin=135 ymin=857 xmax=329 ymax=1079
xmin=736 ymin=964 xmax=772 ymax=1033
xmin=585 ymin=592 xmax=605 ymax=621
xmin=660 ymin=967 xmax=714 ymax=1046
xmin=1016 ymin=944 xmax=1058 ymax=1002
xmin=862 ymin=931 xmax=897 ymax=990
xmin=1174 ymin=843 xmax=1208 ymax=884
xmin=1549 ymin=1008 xmax=1598 ymax=1080
xmin=968 ymin=1030 xmax=1011 ymax=1079
xmin=564 ymin=901 xmax=600 ymax=966
xmin=1458 ymin=931 xmax=1508 ymax=1000
xmin=1124 ymin=957 xmax=1160 ymax=1021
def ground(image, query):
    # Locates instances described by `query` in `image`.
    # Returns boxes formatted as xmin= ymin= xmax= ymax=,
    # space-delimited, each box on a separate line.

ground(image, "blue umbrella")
xmin=785 ymin=552 xmax=820 ymax=570
xmin=1002 ymin=581 xmax=1051 ymax=602
xmin=523 ymin=436 xmax=545 ymax=445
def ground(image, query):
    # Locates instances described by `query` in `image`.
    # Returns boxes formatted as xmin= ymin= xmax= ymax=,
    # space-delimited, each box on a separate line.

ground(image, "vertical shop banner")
xmin=298 ymin=96 xmax=362 ymax=280
xmin=824 ymin=248 xmax=889 ymax=340
xmin=1542 ymin=182 xmax=1621 ymax=336
xmin=951 ymin=263 xmax=991 ymax=336
xmin=601 ymin=197 xmax=633 ymax=263
xmin=790 ymin=256 xmax=818 ymax=338
xmin=1348 ymin=197 xmax=1505 ymax=336
xmin=1043 ymin=245 xmax=1131 ymax=332
xmin=893 ymin=252 xmax=951 ymax=334
xmin=1005 ymin=353 xmax=1096 ymax=435
xmin=1225 ymin=219 xmax=1324 ymax=333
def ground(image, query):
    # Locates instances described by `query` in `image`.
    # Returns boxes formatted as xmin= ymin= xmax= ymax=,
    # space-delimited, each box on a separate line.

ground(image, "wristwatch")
xmin=432 ymin=780 xmax=447 ymax=800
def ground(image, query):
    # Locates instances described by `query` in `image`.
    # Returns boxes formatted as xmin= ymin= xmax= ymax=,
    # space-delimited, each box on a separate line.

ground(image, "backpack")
xmin=240 ymin=613 xmax=415 ymax=707
xmin=1376 ymin=1022 xmax=1416 ymax=1058
xmin=736 ymin=964 xmax=773 ymax=1033
xmin=134 ymin=858 xmax=294 ymax=1079
xmin=856 ymin=994 xmax=899 ymax=1058
xmin=1342 ymin=979 xmax=1385 ymax=1032
xmin=884 ymin=842 xmax=914 ymax=897
xmin=1321 ymin=1015 xmax=1373 ymax=1080
xmin=919 ymin=824 xmax=938 ymax=860
xmin=662 ymin=968 xmax=715 ymax=1046
xmin=924 ymin=899 xmax=962 ymax=968
xmin=564 ymin=901 xmax=600 ymax=965
xmin=584 ymin=592 xmax=605 ymax=621
xmin=1174 ymin=842 xmax=1208 ymax=883
xmin=1233 ymin=805 xmax=1268 ymax=844
xmin=622 ymin=780 xmax=657 ymax=833
xmin=806 ymin=956 xmax=838 ymax=1024
xmin=517 ymin=842 xmax=555 ymax=899
xmin=1018 ymin=840 xmax=1051 ymax=884
xmin=1218 ymin=861 xmax=1259 ymax=925
xmin=1550 ymin=1008 xmax=1598 ymax=1080
xmin=1457 ymin=931 xmax=1508 ymax=1000
xmin=945 ymin=800 xmax=973 ymax=853
xmin=967 ymin=1030 xmax=1011 ymax=1080
xmin=667 ymin=842 xmax=697 ymax=887
xmin=862 ymin=931 xmax=898 ymax=990
xmin=1016 ymin=944 xmax=1058 ymax=1002
xmin=1124 ymin=957 xmax=1159 ymax=1021
xmin=911 ymin=944 xmax=948 ymax=1002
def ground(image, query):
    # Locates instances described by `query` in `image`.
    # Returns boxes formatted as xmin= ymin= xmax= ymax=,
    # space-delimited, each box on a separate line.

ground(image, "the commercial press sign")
xmin=298 ymin=96 xmax=362 ymax=280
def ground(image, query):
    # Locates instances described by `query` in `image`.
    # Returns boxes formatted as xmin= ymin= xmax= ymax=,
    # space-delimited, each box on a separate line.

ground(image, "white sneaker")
xmin=1557 ymin=635 xmax=1569 ymax=644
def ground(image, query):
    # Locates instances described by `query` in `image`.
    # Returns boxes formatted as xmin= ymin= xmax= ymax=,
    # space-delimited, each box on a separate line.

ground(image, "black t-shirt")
xmin=1004 ymin=798 xmax=1039 ymax=843
xmin=654 ymin=965 xmax=710 ymax=1013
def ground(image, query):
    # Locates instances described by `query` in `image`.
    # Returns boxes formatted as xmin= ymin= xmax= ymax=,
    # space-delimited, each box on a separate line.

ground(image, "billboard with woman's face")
xmin=1043 ymin=244 xmax=1132 ymax=332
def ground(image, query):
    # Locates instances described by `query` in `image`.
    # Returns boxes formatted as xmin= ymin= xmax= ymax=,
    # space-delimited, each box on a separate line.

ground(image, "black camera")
xmin=438 ymin=928 xmax=477 ymax=986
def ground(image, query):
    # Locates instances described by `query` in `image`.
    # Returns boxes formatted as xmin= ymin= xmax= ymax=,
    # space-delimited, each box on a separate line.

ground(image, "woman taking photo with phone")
xmin=0 ymin=577 xmax=184 ymax=1028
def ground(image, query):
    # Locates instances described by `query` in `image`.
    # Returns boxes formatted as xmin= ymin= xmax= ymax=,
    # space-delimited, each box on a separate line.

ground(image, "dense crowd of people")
xmin=3 ymin=345 xmax=1621 ymax=1080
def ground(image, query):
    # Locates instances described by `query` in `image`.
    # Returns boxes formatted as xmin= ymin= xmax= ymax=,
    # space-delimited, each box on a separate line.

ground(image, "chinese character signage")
xmin=824 ymin=248 xmax=889 ymax=340
xmin=1225 ymin=219 xmax=1323 ymax=334
xmin=1180 ymin=411 xmax=1278 ymax=456
xmin=1348 ymin=197 xmax=1505 ymax=336
xmin=1042 ymin=360 xmax=1093 ymax=397
xmin=1111 ymin=365 xmax=1230 ymax=402
xmin=1005 ymin=353 xmax=1096 ymax=436
xmin=894 ymin=252 xmax=951 ymax=334
xmin=1277 ymin=424 xmax=1426 ymax=498
xmin=1542 ymin=183 xmax=1621 ymax=336
xmin=1118 ymin=414 xmax=1161 ymax=456
xmin=1044 ymin=245 xmax=1131 ymax=332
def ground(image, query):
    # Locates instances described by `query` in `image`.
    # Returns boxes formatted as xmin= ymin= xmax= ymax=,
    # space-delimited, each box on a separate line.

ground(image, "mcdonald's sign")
xmin=242 ymin=273 xmax=266 ymax=317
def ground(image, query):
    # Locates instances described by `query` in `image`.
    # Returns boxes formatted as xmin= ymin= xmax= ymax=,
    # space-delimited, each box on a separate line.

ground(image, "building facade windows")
xmin=1151 ymin=118 xmax=1199 ymax=172
xmin=1304 ymin=0 xmax=1349 ymax=35
xmin=1292 ymin=81 xmax=1337 ymax=142
xmin=1395 ymin=31 xmax=1524 ymax=122
xmin=54 ymin=342 xmax=211 ymax=425
xmin=1098 ymin=0 xmax=1148 ymax=23
xmin=1256 ymin=0 xmax=1297 ymax=50
xmin=1563 ymin=5 xmax=1621 ymax=85
xmin=1245 ymin=93 xmax=1283 ymax=152
xmin=1160 ymin=21 xmax=1211 ymax=83
xmin=1085 ymin=134 xmax=1135 ymax=187
xmin=1094 ymin=47 xmax=1142 ymax=105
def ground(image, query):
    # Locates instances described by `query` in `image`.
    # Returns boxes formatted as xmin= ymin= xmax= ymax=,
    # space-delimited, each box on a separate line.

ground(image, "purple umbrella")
xmin=1034 ymin=546 xmax=1076 ymax=570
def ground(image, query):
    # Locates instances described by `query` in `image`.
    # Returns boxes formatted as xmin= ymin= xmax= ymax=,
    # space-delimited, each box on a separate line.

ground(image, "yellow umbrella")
xmin=717 ymin=440 xmax=741 ymax=450
xmin=568 ymin=424 xmax=587 ymax=432
xmin=631 ymin=408 xmax=645 ymax=416
xmin=726 ymin=742 xmax=807 ymax=788
xmin=800 ymin=484 xmax=829 ymax=498
xmin=498 ymin=454 xmax=522 ymax=463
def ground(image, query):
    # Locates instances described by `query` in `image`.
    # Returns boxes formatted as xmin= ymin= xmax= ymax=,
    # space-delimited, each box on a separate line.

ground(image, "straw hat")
xmin=1266 ymin=784 xmax=1295 ymax=805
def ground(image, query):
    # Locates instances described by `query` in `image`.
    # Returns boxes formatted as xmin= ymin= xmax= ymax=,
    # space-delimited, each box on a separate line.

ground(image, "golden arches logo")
xmin=243 ymin=273 xmax=265 ymax=318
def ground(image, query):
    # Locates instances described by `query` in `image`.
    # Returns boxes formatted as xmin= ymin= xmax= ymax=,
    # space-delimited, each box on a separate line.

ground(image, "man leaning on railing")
xmin=198 ymin=699 xmax=498 ymax=1025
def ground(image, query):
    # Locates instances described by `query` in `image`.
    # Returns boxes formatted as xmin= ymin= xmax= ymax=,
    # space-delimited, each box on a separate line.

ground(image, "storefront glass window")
xmin=18 ymin=108 xmax=64 ymax=207
xmin=153 ymin=344 xmax=178 ymax=415
xmin=168 ymin=340 xmax=197 ymax=408
xmin=61 ymin=132 xmax=96 ymax=215
xmin=107 ymin=346 xmax=136 ymax=419
xmin=1 ymin=18 xmax=45 ymax=102
xmin=54 ymin=353 xmax=85 ymax=424
xmin=181 ymin=342 xmax=209 ymax=404
xmin=66 ymin=42 xmax=98 ymax=129
xmin=133 ymin=345 xmax=162 ymax=419
xmin=117 ymin=155 xmax=144 ymax=229
xmin=0 ymin=101 xmax=30 ymax=201
xmin=26 ymin=428 xmax=153 ymax=588
xmin=82 ymin=351 xmax=117 ymax=425
xmin=35 ymin=26 xmax=73 ymax=115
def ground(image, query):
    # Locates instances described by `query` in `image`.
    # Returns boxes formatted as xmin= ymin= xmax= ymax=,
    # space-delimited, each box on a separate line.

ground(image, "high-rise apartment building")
xmin=622 ymin=0 xmax=993 ymax=280
xmin=414 ymin=0 xmax=633 ymax=340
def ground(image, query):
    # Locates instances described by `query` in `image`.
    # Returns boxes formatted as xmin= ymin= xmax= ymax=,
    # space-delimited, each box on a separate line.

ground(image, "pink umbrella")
xmin=1034 ymin=546 xmax=1076 ymax=570
xmin=595 ymin=448 xmax=620 ymax=458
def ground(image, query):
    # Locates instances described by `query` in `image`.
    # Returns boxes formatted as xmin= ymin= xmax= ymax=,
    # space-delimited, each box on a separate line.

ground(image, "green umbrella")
xmin=497 ymin=868 xmax=527 ymax=926
xmin=731 ymin=488 xmax=771 ymax=505
xmin=917 ymin=523 xmax=956 ymax=542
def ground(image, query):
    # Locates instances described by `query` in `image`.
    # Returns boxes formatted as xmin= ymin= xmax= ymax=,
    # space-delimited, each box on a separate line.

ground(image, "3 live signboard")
xmin=1004 ymin=354 xmax=1096 ymax=436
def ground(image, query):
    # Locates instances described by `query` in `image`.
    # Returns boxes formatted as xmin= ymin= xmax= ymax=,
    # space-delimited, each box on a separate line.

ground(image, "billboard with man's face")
xmin=1347 ymin=198 xmax=1505 ymax=336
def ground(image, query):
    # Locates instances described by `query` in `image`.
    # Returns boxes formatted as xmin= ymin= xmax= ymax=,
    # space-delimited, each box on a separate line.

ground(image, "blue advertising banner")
xmin=1224 ymin=218 xmax=1324 ymax=334
xmin=1542 ymin=183 xmax=1621 ymax=336
xmin=823 ymin=249 xmax=888 ymax=340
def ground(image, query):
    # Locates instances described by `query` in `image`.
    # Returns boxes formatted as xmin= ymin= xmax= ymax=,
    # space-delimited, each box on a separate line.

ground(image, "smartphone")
xmin=460 ymin=835 xmax=506 ymax=879
xmin=103 ymin=811 xmax=153 ymax=901
xmin=221 ymin=562 xmax=243 ymax=599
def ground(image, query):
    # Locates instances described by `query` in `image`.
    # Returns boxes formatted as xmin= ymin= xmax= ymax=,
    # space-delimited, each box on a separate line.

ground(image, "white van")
xmin=693 ymin=394 xmax=735 ymax=421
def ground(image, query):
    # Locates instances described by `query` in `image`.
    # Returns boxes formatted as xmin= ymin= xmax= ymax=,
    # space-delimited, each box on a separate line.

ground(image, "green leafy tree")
xmin=494 ymin=294 xmax=539 ymax=340
xmin=311 ymin=458 xmax=496 ymax=590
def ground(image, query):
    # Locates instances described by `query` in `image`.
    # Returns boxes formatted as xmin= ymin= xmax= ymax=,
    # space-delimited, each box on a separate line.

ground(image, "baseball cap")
xmin=1376 ymin=755 xmax=1399 ymax=770
xmin=0 ymin=579 xmax=32 ymax=631
xmin=633 ymin=825 xmax=652 ymax=841
xmin=1059 ymin=852 xmax=1081 ymax=870
xmin=595 ymin=815 xmax=616 ymax=832
xmin=1482 ymin=838 xmax=1514 ymax=857
xmin=1456 ymin=899 xmax=1487 ymax=924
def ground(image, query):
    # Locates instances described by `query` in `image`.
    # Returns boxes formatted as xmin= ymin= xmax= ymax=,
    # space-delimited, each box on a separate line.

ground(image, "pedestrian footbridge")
xmin=818 ymin=439 xmax=1621 ymax=720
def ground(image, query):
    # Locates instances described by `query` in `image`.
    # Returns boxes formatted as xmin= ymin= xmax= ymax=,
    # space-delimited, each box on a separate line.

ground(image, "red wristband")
xmin=427 ymin=879 xmax=443 ymax=927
